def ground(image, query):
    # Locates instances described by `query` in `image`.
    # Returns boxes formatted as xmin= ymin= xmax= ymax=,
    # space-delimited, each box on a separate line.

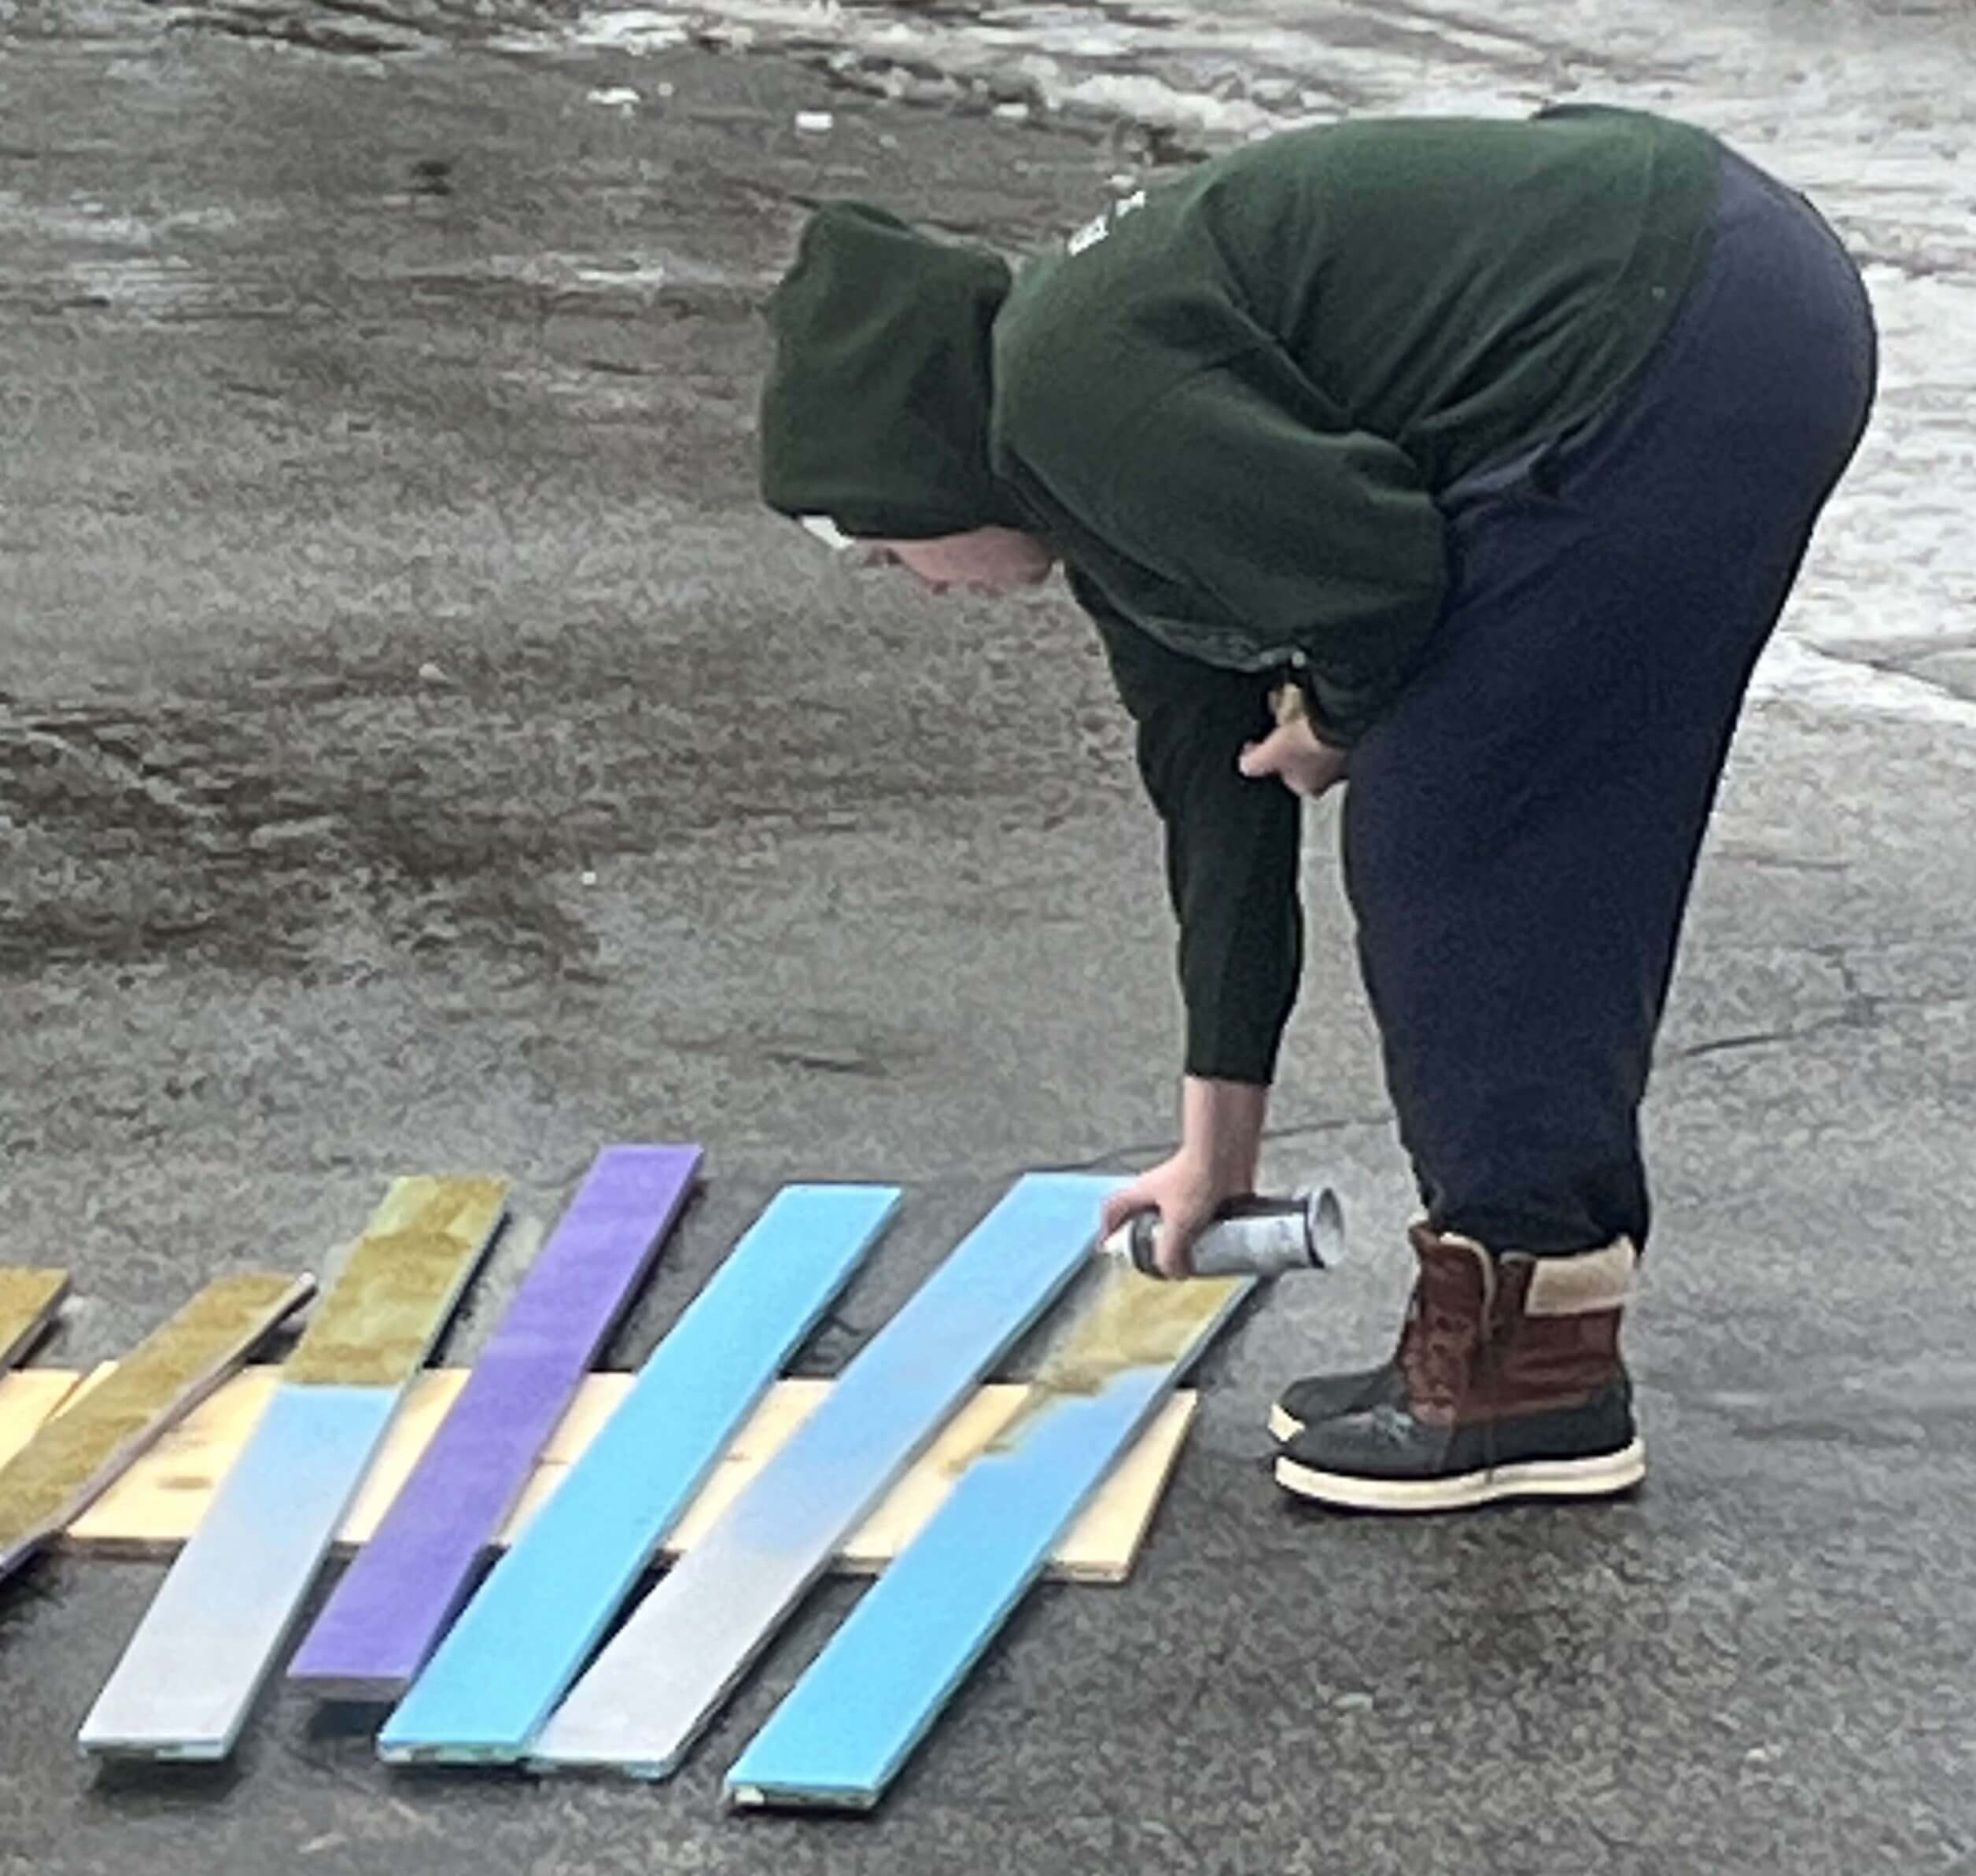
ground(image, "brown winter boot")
xmin=1266 ymin=1274 xmax=1419 ymax=1441
xmin=1273 ymin=1225 xmax=1644 ymax=1512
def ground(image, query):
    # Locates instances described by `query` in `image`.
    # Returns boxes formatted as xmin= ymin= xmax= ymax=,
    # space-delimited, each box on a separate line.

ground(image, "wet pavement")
xmin=2 ymin=4 xmax=1974 ymax=1873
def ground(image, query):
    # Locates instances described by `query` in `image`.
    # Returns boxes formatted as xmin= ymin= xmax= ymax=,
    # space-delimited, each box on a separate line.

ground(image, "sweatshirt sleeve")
xmin=1093 ymin=348 xmax=1448 ymax=746
xmin=1075 ymin=571 xmax=1304 ymax=1085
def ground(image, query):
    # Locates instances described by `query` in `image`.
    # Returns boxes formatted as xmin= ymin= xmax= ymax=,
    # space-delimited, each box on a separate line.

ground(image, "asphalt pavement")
xmin=2 ymin=11 xmax=1973 ymax=1873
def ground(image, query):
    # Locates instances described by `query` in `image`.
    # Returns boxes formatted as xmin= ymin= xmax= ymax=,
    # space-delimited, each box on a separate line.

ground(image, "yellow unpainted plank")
xmin=283 ymin=1176 xmax=507 ymax=1388
xmin=835 ymin=1384 xmax=1199 ymax=1584
xmin=1053 ymin=1392 xmax=1198 ymax=1583
xmin=0 ymin=1371 xmax=87 ymax=1468
xmin=0 ymin=1273 xmax=315 ymax=1572
xmin=0 ymin=1269 xmax=70 ymax=1370
xmin=69 ymin=1366 xmax=278 ymax=1551
xmin=61 ymin=1369 xmax=1197 ymax=1583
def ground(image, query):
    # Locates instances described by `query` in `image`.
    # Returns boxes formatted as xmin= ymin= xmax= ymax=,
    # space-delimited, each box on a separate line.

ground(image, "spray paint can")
xmin=1104 ymin=1187 xmax=1344 ymax=1280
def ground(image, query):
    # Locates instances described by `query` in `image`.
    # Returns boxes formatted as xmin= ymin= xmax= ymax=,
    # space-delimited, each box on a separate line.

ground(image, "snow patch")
xmin=531 ymin=0 xmax=1976 ymax=733
xmin=1750 ymin=638 xmax=1976 ymax=730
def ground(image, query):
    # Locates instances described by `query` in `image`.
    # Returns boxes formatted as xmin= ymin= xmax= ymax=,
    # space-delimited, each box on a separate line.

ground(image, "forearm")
xmin=1179 ymin=1075 xmax=1270 ymax=1192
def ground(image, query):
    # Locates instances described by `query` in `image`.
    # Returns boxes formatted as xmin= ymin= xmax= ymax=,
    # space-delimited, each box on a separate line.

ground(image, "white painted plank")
xmin=378 ymin=1183 xmax=898 ymax=1764
xmin=78 ymin=1386 xmax=398 ymax=1758
xmin=78 ymin=1176 xmax=504 ymax=1759
xmin=529 ymin=1173 xmax=1116 ymax=1779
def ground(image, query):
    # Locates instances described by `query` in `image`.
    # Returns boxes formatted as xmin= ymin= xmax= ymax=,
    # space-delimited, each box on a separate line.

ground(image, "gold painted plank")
xmin=61 ymin=1370 xmax=1196 ymax=1583
xmin=0 ymin=1273 xmax=315 ymax=1577
xmin=0 ymin=1269 xmax=69 ymax=1371
xmin=284 ymin=1176 xmax=507 ymax=1388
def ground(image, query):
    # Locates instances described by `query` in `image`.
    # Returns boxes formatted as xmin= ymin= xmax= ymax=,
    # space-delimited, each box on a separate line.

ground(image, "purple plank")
xmin=287 ymin=1144 xmax=701 ymax=1699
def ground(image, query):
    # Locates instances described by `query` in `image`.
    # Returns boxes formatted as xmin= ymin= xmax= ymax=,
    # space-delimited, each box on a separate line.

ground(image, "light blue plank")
xmin=378 ymin=1182 xmax=900 ymax=1764
xmin=529 ymin=1172 xmax=1119 ymax=1780
xmin=724 ymin=1275 xmax=1251 ymax=1810
xmin=77 ymin=1387 xmax=400 ymax=1760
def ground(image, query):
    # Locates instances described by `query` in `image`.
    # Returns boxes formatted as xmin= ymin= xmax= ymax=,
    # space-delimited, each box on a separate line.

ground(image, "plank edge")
xmin=728 ymin=1780 xmax=879 ymax=1813
xmin=0 ymin=1270 xmax=72 ymax=1371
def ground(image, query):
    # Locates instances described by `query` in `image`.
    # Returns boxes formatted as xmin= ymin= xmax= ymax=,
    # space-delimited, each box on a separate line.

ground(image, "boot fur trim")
xmin=1522 ymin=1238 xmax=1637 ymax=1318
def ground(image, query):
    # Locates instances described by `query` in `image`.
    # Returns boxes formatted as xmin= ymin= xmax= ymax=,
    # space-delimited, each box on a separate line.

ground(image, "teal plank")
xmin=529 ymin=1172 xmax=1118 ymax=1780
xmin=378 ymin=1183 xmax=899 ymax=1764
xmin=724 ymin=1273 xmax=1250 ymax=1809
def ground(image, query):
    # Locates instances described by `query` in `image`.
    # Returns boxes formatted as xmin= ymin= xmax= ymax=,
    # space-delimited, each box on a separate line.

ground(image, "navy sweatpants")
xmin=1342 ymin=145 xmax=1878 ymax=1256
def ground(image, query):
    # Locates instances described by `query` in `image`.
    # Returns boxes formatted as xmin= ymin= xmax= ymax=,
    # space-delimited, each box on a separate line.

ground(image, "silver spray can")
xmin=1108 ymin=1188 xmax=1345 ymax=1279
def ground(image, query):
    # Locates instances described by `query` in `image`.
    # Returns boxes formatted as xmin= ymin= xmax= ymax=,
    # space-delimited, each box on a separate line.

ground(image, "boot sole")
xmin=1274 ymin=1437 xmax=1646 ymax=1513
xmin=1266 ymin=1402 xmax=1304 ymax=1442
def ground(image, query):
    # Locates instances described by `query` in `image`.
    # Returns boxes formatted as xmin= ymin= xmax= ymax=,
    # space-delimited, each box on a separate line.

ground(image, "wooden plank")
xmin=280 ymin=1177 xmax=509 ymax=1388
xmin=377 ymin=1183 xmax=898 ymax=1764
xmin=676 ymin=1377 xmax=1199 ymax=1584
xmin=0 ymin=1273 xmax=313 ymax=1583
xmin=726 ymin=1267 xmax=1248 ymax=1810
xmin=289 ymin=1146 xmax=699 ymax=1699
xmin=53 ymin=1370 xmax=1194 ymax=1579
xmin=65 ymin=1364 xmax=282 ymax=1548
xmin=0 ymin=1370 xmax=89 ymax=1468
xmin=528 ymin=1172 xmax=1117 ymax=1780
xmin=0 ymin=1269 xmax=69 ymax=1371
xmin=78 ymin=1176 xmax=505 ymax=1760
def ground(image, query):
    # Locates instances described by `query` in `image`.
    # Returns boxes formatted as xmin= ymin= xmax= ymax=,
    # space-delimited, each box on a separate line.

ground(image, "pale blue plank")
xmin=378 ymin=1182 xmax=899 ymax=1764
xmin=529 ymin=1172 xmax=1119 ymax=1780
xmin=77 ymin=1178 xmax=501 ymax=1761
xmin=78 ymin=1387 xmax=400 ymax=1760
xmin=724 ymin=1277 xmax=1250 ymax=1809
xmin=289 ymin=1145 xmax=701 ymax=1698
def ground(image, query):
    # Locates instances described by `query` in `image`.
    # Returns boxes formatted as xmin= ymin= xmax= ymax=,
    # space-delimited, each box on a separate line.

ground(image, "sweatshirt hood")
xmin=758 ymin=202 xmax=1024 ymax=540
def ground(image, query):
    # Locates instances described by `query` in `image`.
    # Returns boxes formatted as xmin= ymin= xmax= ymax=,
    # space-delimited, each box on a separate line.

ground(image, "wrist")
xmin=1178 ymin=1075 xmax=1270 ymax=1192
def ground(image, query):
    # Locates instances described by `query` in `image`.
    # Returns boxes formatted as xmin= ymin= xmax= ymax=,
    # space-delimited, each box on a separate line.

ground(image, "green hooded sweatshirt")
xmin=760 ymin=105 xmax=1721 ymax=1084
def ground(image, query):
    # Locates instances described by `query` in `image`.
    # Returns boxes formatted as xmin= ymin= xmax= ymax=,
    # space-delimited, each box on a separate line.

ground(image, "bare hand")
xmin=1237 ymin=716 xmax=1349 ymax=801
xmin=1099 ymin=1152 xmax=1243 ymax=1279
